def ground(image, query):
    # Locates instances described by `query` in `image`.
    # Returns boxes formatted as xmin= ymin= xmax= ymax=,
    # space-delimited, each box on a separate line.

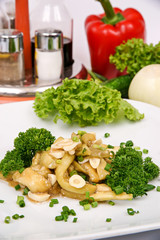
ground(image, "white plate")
xmin=0 ymin=99 xmax=160 ymax=240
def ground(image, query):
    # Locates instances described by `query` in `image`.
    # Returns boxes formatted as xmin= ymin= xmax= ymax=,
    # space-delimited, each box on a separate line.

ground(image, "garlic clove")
xmin=68 ymin=149 xmax=75 ymax=155
xmin=51 ymin=138 xmax=71 ymax=149
xmin=89 ymin=158 xmax=100 ymax=169
xmin=69 ymin=175 xmax=86 ymax=188
xmin=28 ymin=191 xmax=50 ymax=202
xmin=63 ymin=141 xmax=80 ymax=151
xmin=50 ymin=150 xmax=65 ymax=159
xmin=48 ymin=174 xmax=57 ymax=186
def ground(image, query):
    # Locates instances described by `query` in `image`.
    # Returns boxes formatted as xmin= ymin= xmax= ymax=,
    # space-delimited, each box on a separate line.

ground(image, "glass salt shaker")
xmin=0 ymin=29 xmax=25 ymax=84
xmin=34 ymin=28 xmax=63 ymax=84
xmin=30 ymin=0 xmax=73 ymax=69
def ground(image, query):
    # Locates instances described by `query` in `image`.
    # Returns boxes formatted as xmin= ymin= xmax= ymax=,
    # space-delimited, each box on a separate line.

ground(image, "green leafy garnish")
xmin=109 ymin=38 xmax=160 ymax=78
xmin=106 ymin=141 xmax=159 ymax=198
xmin=0 ymin=128 xmax=55 ymax=177
xmin=33 ymin=78 xmax=144 ymax=127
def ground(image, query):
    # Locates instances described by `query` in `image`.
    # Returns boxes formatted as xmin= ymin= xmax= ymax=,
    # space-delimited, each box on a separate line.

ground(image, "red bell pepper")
xmin=85 ymin=0 xmax=146 ymax=79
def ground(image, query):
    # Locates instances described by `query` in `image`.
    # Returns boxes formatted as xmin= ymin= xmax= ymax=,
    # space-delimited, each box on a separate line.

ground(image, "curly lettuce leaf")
xmin=119 ymin=99 xmax=144 ymax=121
xmin=33 ymin=78 xmax=144 ymax=126
xmin=33 ymin=87 xmax=56 ymax=118
xmin=52 ymin=79 xmax=121 ymax=126
xmin=109 ymin=38 xmax=160 ymax=78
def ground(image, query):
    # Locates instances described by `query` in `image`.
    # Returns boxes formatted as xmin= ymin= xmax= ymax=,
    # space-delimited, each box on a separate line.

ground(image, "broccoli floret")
xmin=0 ymin=128 xmax=56 ymax=177
xmin=0 ymin=149 xmax=24 ymax=177
xmin=106 ymin=143 xmax=159 ymax=198
xmin=144 ymin=157 xmax=159 ymax=181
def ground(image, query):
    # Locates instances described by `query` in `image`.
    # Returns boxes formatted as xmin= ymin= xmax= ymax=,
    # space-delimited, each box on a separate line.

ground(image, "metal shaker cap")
xmin=35 ymin=28 xmax=63 ymax=51
xmin=0 ymin=29 xmax=24 ymax=53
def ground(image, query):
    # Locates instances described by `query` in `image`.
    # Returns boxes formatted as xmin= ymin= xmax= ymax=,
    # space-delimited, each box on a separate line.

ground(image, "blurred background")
xmin=0 ymin=0 xmax=160 ymax=69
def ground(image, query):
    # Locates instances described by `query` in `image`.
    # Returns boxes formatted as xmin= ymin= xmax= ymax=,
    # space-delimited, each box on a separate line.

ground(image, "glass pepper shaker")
xmin=34 ymin=28 xmax=64 ymax=84
xmin=0 ymin=29 xmax=25 ymax=84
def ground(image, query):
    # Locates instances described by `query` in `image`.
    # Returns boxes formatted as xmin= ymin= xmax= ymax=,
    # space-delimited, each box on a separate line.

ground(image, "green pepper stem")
xmin=100 ymin=0 xmax=115 ymax=19
xmin=97 ymin=0 xmax=125 ymax=25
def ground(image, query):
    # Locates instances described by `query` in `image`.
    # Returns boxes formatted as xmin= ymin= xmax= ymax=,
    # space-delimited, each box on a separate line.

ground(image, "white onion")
xmin=128 ymin=64 xmax=160 ymax=107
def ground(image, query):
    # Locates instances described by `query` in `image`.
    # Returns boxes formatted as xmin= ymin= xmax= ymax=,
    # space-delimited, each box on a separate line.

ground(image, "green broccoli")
xmin=106 ymin=142 xmax=159 ymax=198
xmin=0 ymin=150 xmax=24 ymax=177
xmin=0 ymin=128 xmax=56 ymax=177
xmin=144 ymin=157 xmax=160 ymax=181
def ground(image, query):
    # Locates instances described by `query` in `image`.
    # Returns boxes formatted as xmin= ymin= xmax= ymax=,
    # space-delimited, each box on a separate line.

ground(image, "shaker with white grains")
xmin=0 ymin=29 xmax=25 ymax=84
xmin=35 ymin=29 xmax=64 ymax=84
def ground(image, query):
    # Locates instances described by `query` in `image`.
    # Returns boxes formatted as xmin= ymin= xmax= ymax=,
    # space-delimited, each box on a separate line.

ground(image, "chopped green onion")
xmin=79 ymin=172 xmax=87 ymax=181
xmin=63 ymin=213 xmax=69 ymax=222
xmin=106 ymin=218 xmax=112 ymax=222
xmin=143 ymin=149 xmax=148 ymax=154
xmin=91 ymin=201 xmax=98 ymax=208
xmin=55 ymin=215 xmax=64 ymax=221
xmin=19 ymin=215 xmax=24 ymax=218
xmin=12 ymin=214 xmax=20 ymax=220
xmin=134 ymin=146 xmax=140 ymax=150
xmin=55 ymin=206 xmax=76 ymax=222
xmin=16 ymin=196 xmax=24 ymax=204
xmin=82 ymin=148 xmax=87 ymax=154
xmin=19 ymin=168 xmax=25 ymax=174
xmin=15 ymin=184 xmax=21 ymax=191
xmin=62 ymin=206 xmax=70 ymax=213
xmin=93 ymin=144 xmax=106 ymax=151
xmin=73 ymin=217 xmax=78 ymax=223
xmin=127 ymin=208 xmax=139 ymax=216
xmin=107 ymin=144 xmax=114 ymax=149
xmin=85 ymin=191 xmax=90 ymax=199
xmin=114 ymin=186 xmax=124 ymax=195
xmin=19 ymin=200 xmax=25 ymax=207
xmin=144 ymin=184 xmax=155 ymax=192
xmin=0 ymin=200 xmax=4 ymax=203
xmin=72 ymin=136 xmax=79 ymax=142
xmin=51 ymin=199 xmax=59 ymax=204
xmin=16 ymin=196 xmax=25 ymax=208
xmin=70 ymin=170 xmax=78 ymax=176
xmin=104 ymin=133 xmax=110 ymax=138
xmin=49 ymin=201 xmax=54 ymax=207
xmin=77 ymin=155 xmax=84 ymax=162
xmin=70 ymin=209 xmax=76 ymax=216
xmin=89 ymin=197 xmax=95 ymax=203
xmin=56 ymin=159 xmax=62 ymax=164
xmin=78 ymin=130 xmax=86 ymax=136
xmin=4 ymin=216 xmax=11 ymax=224
xmin=156 ymin=186 xmax=160 ymax=192
xmin=79 ymin=199 xmax=89 ymax=206
xmin=23 ymin=187 xmax=29 ymax=195
xmin=49 ymin=199 xmax=59 ymax=207
xmin=83 ymin=204 xmax=90 ymax=210
xmin=108 ymin=201 xmax=115 ymax=206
